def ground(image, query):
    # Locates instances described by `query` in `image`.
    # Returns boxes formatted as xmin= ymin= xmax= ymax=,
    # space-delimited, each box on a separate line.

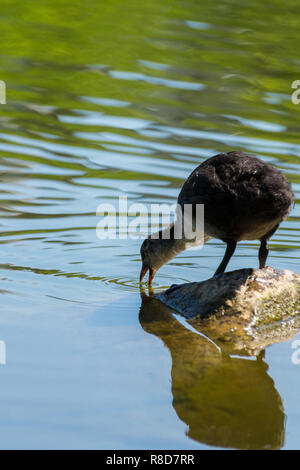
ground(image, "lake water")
xmin=0 ymin=0 xmax=299 ymax=450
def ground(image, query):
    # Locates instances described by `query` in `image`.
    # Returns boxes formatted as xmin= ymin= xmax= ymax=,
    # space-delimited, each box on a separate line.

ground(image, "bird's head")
xmin=139 ymin=237 xmax=163 ymax=286
xmin=140 ymin=224 xmax=188 ymax=286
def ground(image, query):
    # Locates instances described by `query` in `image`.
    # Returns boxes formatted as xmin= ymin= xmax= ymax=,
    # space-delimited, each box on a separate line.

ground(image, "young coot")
xmin=140 ymin=151 xmax=294 ymax=285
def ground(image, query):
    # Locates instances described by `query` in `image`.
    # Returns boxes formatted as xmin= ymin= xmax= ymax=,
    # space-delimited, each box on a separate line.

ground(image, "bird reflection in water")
xmin=139 ymin=289 xmax=285 ymax=450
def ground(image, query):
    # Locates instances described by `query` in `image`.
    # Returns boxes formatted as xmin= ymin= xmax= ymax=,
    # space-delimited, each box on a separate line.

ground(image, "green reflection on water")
xmin=0 ymin=0 xmax=299 ymax=450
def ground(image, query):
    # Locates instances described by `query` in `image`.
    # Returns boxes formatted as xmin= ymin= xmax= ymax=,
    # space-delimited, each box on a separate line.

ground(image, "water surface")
xmin=0 ymin=0 xmax=299 ymax=449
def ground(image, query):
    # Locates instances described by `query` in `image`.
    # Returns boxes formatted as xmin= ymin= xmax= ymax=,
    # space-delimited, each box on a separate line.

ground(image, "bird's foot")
xmin=165 ymin=283 xmax=182 ymax=295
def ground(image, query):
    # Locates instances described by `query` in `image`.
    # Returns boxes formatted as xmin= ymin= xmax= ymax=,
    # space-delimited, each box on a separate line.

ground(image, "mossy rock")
xmin=156 ymin=267 xmax=300 ymax=355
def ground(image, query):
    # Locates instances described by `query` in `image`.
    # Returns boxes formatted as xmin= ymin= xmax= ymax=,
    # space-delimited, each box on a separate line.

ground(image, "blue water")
xmin=0 ymin=0 xmax=299 ymax=449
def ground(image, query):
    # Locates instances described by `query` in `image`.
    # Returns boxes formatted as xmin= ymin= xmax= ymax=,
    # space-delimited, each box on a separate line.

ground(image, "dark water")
xmin=0 ymin=0 xmax=299 ymax=449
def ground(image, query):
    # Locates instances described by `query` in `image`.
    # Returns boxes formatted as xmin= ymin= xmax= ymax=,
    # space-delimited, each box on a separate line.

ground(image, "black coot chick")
xmin=140 ymin=151 xmax=294 ymax=285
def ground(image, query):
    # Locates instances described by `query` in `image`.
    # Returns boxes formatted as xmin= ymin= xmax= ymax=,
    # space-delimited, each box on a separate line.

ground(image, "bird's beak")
xmin=140 ymin=264 xmax=156 ymax=286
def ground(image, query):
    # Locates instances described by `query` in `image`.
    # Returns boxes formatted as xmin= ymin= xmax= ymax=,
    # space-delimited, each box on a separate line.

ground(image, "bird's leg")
xmin=259 ymin=238 xmax=269 ymax=269
xmin=259 ymin=223 xmax=279 ymax=269
xmin=214 ymin=239 xmax=237 ymax=276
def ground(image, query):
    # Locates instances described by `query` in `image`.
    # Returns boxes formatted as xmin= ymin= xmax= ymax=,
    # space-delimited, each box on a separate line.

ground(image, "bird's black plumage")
xmin=178 ymin=151 xmax=294 ymax=243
